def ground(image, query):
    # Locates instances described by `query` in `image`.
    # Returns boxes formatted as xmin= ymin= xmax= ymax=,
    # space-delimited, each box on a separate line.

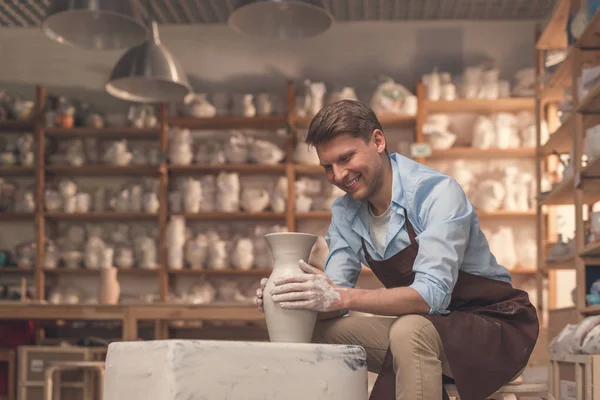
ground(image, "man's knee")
xmin=388 ymin=314 xmax=440 ymax=354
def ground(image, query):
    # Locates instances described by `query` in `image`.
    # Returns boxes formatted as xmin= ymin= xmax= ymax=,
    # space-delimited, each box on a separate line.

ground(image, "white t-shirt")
xmin=369 ymin=203 xmax=393 ymax=257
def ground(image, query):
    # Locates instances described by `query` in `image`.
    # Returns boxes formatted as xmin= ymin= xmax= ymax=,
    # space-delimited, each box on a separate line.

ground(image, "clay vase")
xmin=99 ymin=267 xmax=120 ymax=305
xmin=263 ymin=232 xmax=318 ymax=343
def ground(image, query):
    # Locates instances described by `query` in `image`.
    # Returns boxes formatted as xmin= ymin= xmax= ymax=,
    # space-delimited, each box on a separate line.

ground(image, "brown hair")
xmin=304 ymin=99 xmax=383 ymax=147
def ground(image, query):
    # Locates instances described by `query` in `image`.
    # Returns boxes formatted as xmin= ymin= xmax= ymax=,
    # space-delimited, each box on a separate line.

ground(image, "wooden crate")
xmin=17 ymin=346 xmax=106 ymax=400
xmin=17 ymin=346 xmax=88 ymax=383
xmin=549 ymin=353 xmax=600 ymax=400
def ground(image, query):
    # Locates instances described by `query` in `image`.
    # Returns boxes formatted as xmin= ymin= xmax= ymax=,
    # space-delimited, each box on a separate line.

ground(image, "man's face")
xmin=315 ymin=130 xmax=386 ymax=201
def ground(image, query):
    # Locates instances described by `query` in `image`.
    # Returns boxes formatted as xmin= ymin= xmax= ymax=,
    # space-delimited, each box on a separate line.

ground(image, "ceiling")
xmin=0 ymin=0 xmax=556 ymax=27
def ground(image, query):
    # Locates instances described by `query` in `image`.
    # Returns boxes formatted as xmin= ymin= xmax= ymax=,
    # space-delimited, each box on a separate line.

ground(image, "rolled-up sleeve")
xmin=409 ymin=176 xmax=473 ymax=315
xmin=324 ymin=220 xmax=362 ymax=288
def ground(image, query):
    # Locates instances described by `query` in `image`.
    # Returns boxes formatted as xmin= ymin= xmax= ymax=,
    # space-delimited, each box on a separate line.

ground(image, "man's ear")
xmin=372 ymin=129 xmax=387 ymax=154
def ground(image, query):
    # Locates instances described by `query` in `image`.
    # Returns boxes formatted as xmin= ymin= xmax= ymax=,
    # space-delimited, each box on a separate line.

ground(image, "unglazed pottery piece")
xmin=103 ymin=340 xmax=368 ymax=400
xmin=263 ymin=232 xmax=318 ymax=343
xmin=99 ymin=267 xmax=120 ymax=304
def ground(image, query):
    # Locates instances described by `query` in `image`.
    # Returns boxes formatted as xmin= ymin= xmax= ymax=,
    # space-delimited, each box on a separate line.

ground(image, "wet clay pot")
xmin=263 ymin=232 xmax=318 ymax=343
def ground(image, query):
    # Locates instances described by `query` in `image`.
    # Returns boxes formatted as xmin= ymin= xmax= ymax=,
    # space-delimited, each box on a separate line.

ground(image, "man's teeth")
xmin=345 ymin=177 xmax=359 ymax=187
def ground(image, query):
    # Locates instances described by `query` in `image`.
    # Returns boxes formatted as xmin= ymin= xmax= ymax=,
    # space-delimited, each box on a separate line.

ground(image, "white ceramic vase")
xmin=263 ymin=232 xmax=318 ymax=343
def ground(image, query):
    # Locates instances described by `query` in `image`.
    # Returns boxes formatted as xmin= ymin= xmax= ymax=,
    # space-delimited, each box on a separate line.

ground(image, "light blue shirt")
xmin=324 ymin=153 xmax=512 ymax=315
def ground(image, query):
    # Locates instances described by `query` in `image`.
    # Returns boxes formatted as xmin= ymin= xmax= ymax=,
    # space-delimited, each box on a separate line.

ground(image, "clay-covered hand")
xmin=255 ymin=278 xmax=268 ymax=312
xmin=269 ymin=260 xmax=345 ymax=312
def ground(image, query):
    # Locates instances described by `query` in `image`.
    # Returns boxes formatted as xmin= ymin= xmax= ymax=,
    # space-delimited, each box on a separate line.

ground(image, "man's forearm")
xmin=341 ymin=287 xmax=431 ymax=316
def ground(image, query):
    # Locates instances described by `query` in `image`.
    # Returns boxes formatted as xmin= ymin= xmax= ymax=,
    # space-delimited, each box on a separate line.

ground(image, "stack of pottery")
xmin=216 ymin=172 xmax=240 ymax=212
xmin=182 ymin=178 xmax=202 ymax=213
xmin=169 ymin=128 xmax=193 ymax=165
xmin=184 ymin=233 xmax=208 ymax=269
xmin=206 ymin=231 xmax=228 ymax=270
xmin=166 ymin=216 xmax=186 ymax=270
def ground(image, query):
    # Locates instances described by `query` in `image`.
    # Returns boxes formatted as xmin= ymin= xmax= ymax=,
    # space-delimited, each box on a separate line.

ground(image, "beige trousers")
xmin=312 ymin=314 xmax=453 ymax=400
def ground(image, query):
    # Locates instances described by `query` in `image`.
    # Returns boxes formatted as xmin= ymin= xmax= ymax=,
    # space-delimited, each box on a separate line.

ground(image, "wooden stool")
xmin=445 ymin=382 xmax=555 ymax=400
xmin=0 ymin=349 xmax=15 ymax=400
xmin=43 ymin=361 xmax=105 ymax=400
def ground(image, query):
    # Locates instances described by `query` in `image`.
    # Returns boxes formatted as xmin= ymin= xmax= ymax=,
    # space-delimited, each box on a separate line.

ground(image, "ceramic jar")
xmin=99 ymin=267 xmax=120 ymax=305
xmin=263 ymin=232 xmax=318 ymax=343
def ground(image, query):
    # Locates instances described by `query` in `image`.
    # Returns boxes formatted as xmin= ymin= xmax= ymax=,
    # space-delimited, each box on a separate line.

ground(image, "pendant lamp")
xmin=105 ymin=20 xmax=192 ymax=104
xmin=228 ymin=0 xmax=334 ymax=40
xmin=42 ymin=0 xmax=148 ymax=50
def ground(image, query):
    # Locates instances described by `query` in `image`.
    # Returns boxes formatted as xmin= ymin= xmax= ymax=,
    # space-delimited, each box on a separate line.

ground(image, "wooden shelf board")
xmin=509 ymin=268 xmax=537 ymax=275
xmin=294 ymin=114 xmax=415 ymax=129
xmin=45 ymin=212 xmax=157 ymax=221
xmin=0 ymin=119 xmax=34 ymax=132
xmin=169 ymin=163 xmax=286 ymax=175
xmin=296 ymin=211 xmax=332 ymax=219
xmin=166 ymin=115 xmax=288 ymax=130
xmin=536 ymin=0 xmax=569 ymax=50
xmin=581 ymin=305 xmax=600 ymax=315
xmin=477 ymin=210 xmax=536 ymax=218
xmin=294 ymin=164 xmax=323 ymax=174
xmin=582 ymin=156 xmax=600 ymax=178
xmin=428 ymin=147 xmax=535 ymax=159
xmin=0 ymin=212 xmax=34 ymax=220
xmin=423 ymin=98 xmax=535 ymax=113
xmin=545 ymin=254 xmax=576 ymax=269
xmin=0 ymin=166 xmax=35 ymax=176
xmin=46 ymin=165 xmax=159 ymax=176
xmin=377 ymin=114 xmax=417 ymax=128
xmin=296 ymin=210 xmax=535 ymax=222
xmin=578 ymin=78 xmax=600 ymax=114
xmin=545 ymin=57 xmax=571 ymax=92
xmin=575 ymin=7 xmax=600 ymax=49
xmin=45 ymin=127 xmax=160 ymax=139
xmin=538 ymin=176 xmax=574 ymax=205
xmin=541 ymin=114 xmax=574 ymax=155
xmin=168 ymin=268 xmax=272 ymax=276
xmin=581 ymin=164 xmax=600 ymax=204
xmin=0 ymin=268 xmax=34 ymax=274
xmin=43 ymin=268 xmax=160 ymax=275
xmin=171 ymin=212 xmax=286 ymax=220
xmin=580 ymin=241 xmax=600 ymax=257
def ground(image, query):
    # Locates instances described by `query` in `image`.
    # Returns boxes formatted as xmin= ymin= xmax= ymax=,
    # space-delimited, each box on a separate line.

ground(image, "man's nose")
xmin=333 ymin=165 xmax=348 ymax=183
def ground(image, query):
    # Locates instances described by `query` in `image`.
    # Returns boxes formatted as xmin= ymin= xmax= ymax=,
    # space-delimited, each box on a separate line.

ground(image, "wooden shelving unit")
xmin=415 ymin=81 xmax=541 ymax=327
xmin=0 ymin=74 xmax=548 ymax=334
xmin=535 ymin=3 xmax=600 ymax=337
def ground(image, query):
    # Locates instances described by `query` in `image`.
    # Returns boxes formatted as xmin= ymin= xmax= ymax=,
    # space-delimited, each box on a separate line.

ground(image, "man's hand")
xmin=270 ymin=260 xmax=345 ymax=312
xmin=255 ymin=278 xmax=268 ymax=312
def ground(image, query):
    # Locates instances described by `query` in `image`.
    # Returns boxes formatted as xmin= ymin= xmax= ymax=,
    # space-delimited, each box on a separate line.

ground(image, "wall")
xmin=0 ymin=20 xmax=536 ymax=109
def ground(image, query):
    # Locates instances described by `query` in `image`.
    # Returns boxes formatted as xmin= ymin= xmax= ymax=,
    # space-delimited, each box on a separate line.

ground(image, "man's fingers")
xmin=271 ymin=291 xmax=314 ymax=303
xmin=273 ymin=274 xmax=312 ymax=286
xmin=270 ymin=281 xmax=312 ymax=295
xmin=299 ymin=259 xmax=321 ymax=275
xmin=280 ymin=300 xmax=314 ymax=309
xmin=256 ymin=287 xmax=263 ymax=298
xmin=260 ymin=278 xmax=268 ymax=288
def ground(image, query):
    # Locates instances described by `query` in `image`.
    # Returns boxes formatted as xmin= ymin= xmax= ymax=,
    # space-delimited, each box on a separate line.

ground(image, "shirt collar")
xmin=344 ymin=152 xmax=405 ymax=221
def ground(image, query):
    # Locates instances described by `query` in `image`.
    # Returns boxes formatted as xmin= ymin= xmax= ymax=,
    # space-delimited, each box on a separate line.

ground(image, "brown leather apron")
xmin=364 ymin=211 xmax=539 ymax=400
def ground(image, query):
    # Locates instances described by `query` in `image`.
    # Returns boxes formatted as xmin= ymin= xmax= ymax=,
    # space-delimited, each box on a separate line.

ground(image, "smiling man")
xmin=255 ymin=99 xmax=539 ymax=400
